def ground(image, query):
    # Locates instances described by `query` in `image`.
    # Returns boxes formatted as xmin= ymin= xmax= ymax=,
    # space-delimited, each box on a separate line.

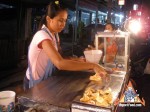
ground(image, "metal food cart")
xmin=17 ymin=31 xmax=130 ymax=112
xmin=71 ymin=31 xmax=130 ymax=112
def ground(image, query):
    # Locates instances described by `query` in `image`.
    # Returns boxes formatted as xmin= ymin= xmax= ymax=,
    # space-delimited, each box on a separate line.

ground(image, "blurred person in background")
xmin=85 ymin=23 xmax=117 ymax=63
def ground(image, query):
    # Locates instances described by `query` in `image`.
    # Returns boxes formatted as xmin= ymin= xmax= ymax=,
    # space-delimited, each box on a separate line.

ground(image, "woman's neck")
xmin=47 ymin=25 xmax=55 ymax=36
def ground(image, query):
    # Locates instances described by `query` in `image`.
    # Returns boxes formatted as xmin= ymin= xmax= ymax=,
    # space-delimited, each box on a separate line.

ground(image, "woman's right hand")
xmin=93 ymin=64 xmax=107 ymax=78
xmin=93 ymin=64 xmax=111 ymax=83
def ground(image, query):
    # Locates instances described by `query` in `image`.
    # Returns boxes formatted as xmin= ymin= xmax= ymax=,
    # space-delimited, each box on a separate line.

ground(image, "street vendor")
xmin=24 ymin=0 xmax=107 ymax=90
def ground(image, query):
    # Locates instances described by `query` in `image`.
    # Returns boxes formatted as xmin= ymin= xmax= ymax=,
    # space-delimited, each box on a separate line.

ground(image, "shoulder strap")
xmin=41 ymin=28 xmax=52 ymax=39
xmin=41 ymin=28 xmax=59 ymax=46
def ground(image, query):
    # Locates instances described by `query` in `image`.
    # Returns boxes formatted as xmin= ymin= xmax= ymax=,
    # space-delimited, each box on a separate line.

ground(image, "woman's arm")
xmin=41 ymin=40 xmax=106 ymax=74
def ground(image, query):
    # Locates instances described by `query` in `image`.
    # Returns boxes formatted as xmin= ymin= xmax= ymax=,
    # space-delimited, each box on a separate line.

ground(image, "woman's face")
xmin=105 ymin=24 xmax=113 ymax=31
xmin=47 ymin=10 xmax=68 ymax=33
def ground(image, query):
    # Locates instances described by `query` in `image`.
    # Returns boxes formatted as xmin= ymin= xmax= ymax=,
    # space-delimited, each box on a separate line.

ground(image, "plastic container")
xmin=0 ymin=91 xmax=16 ymax=111
xmin=84 ymin=50 xmax=103 ymax=64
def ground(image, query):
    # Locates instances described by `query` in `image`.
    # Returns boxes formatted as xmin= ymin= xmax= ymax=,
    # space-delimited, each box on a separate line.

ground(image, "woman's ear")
xmin=46 ymin=16 xmax=52 ymax=23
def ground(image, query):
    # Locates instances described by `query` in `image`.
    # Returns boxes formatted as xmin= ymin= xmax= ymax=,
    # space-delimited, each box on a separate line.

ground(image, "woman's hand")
xmin=93 ymin=64 xmax=107 ymax=78
xmin=93 ymin=64 xmax=111 ymax=83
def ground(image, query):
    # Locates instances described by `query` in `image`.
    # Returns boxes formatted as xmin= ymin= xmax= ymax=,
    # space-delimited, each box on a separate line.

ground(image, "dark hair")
xmin=105 ymin=22 xmax=116 ymax=30
xmin=38 ymin=0 xmax=67 ymax=30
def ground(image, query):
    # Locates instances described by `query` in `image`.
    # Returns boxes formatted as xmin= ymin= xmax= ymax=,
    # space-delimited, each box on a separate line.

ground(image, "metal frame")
xmin=95 ymin=31 xmax=130 ymax=71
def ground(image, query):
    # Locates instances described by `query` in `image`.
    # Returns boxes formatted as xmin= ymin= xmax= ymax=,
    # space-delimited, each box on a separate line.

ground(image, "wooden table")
xmin=17 ymin=70 xmax=94 ymax=111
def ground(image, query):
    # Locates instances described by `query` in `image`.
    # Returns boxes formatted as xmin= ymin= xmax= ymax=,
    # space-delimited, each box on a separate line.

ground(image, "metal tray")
xmin=71 ymin=71 xmax=127 ymax=112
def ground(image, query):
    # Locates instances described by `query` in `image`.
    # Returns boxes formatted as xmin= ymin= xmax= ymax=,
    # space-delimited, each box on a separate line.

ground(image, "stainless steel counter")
xmin=17 ymin=71 xmax=93 ymax=111
xmin=72 ymin=71 xmax=128 ymax=112
xmin=17 ymin=70 xmax=129 ymax=112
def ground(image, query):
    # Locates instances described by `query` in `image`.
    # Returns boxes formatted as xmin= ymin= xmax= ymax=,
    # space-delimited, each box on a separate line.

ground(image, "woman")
xmin=85 ymin=23 xmax=117 ymax=62
xmin=96 ymin=23 xmax=116 ymax=50
xmin=105 ymin=23 xmax=115 ymax=32
xmin=104 ymin=23 xmax=117 ymax=62
xmin=24 ymin=0 xmax=107 ymax=90
xmin=86 ymin=23 xmax=116 ymax=50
